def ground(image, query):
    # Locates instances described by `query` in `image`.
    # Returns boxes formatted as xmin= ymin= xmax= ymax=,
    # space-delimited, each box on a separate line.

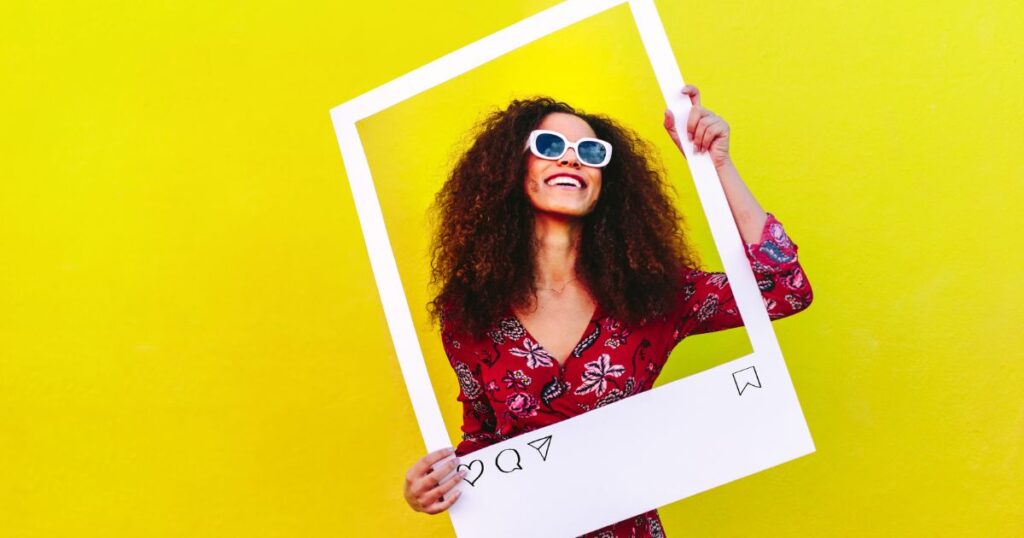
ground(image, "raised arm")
xmin=663 ymin=84 xmax=767 ymax=243
xmin=668 ymin=214 xmax=813 ymax=340
xmin=661 ymin=86 xmax=813 ymax=340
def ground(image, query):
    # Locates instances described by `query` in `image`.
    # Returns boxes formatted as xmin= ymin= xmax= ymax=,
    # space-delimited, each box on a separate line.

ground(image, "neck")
xmin=532 ymin=212 xmax=583 ymax=288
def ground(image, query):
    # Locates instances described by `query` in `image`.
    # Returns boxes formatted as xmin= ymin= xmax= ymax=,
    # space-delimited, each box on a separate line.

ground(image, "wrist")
xmin=713 ymin=156 xmax=735 ymax=172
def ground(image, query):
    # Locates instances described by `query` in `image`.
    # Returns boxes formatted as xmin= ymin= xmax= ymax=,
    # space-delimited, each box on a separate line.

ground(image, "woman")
xmin=403 ymin=86 xmax=813 ymax=537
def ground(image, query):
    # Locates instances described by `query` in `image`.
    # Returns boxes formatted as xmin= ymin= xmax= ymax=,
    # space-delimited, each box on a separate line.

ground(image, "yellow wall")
xmin=1 ymin=1 xmax=1020 ymax=536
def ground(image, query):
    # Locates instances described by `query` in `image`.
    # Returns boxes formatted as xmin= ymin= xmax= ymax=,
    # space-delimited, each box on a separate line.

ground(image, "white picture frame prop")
xmin=330 ymin=1 xmax=814 ymax=536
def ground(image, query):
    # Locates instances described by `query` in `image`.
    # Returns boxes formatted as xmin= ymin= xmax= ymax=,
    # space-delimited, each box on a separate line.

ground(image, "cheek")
xmin=525 ymin=171 xmax=542 ymax=194
xmin=525 ymin=159 xmax=546 ymax=194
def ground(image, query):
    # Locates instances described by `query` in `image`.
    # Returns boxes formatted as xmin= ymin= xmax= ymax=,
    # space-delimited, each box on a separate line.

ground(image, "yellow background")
xmin=2 ymin=1 xmax=1021 ymax=536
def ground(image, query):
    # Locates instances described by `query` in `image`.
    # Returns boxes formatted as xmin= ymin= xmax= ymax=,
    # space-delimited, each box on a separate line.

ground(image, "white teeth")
xmin=546 ymin=176 xmax=582 ymax=188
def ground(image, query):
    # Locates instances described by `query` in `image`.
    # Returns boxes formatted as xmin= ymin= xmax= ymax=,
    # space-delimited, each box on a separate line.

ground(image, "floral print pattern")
xmin=502 ymin=369 xmax=531 ymax=389
xmin=441 ymin=214 xmax=812 ymax=537
xmin=571 ymin=321 xmax=601 ymax=357
xmin=540 ymin=375 xmax=570 ymax=407
xmin=575 ymin=354 xmax=626 ymax=396
xmin=509 ymin=337 xmax=555 ymax=369
xmin=602 ymin=317 xmax=631 ymax=349
xmin=695 ymin=294 xmax=720 ymax=322
xmin=499 ymin=317 xmax=526 ymax=340
xmin=505 ymin=392 xmax=539 ymax=419
xmin=595 ymin=378 xmax=637 ymax=408
xmin=453 ymin=362 xmax=482 ymax=400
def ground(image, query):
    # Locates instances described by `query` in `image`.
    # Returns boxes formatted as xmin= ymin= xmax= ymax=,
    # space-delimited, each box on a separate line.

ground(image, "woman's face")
xmin=523 ymin=113 xmax=603 ymax=219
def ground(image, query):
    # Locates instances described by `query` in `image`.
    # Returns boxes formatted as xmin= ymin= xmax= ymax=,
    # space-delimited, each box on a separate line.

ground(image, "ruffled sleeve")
xmin=668 ymin=213 xmax=813 ymax=342
xmin=439 ymin=314 xmax=501 ymax=456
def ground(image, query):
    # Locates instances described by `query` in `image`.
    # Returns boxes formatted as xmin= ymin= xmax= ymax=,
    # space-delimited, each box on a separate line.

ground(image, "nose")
xmin=559 ymin=148 xmax=582 ymax=169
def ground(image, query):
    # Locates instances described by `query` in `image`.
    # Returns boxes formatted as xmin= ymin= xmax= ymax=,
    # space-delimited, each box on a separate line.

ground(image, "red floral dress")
xmin=440 ymin=214 xmax=812 ymax=537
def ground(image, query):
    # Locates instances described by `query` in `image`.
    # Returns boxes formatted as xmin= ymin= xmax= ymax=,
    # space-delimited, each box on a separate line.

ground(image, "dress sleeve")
xmin=669 ymin=213 xmax=813 ymax=342
xmin=440 ymin=316 xmax=500 ymax=456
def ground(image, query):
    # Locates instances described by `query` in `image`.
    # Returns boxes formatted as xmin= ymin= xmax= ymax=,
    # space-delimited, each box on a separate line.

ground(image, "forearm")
xmin=665 ymin=84 xmax=771 ymax=242
xmin=714 ymin=158 xmax=767 ymax=244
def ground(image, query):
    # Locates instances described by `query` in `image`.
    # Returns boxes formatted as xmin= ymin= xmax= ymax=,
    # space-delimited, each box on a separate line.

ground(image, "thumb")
xmin=663 ymin=109 xmax=681 ymax=145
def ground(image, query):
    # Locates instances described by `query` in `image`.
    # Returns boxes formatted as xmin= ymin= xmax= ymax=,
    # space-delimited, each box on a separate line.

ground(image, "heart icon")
xmin=457 ymin=459 xmax=484 ymax=486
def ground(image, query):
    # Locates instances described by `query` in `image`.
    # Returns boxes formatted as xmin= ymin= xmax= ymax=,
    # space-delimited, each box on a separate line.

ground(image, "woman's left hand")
xmin=663 ymin=85 xmax=732 ymax=169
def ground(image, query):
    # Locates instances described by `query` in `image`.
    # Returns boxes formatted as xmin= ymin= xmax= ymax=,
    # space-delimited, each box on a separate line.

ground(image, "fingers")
xmin=670 ymin=86 xmax=726 ymax=155
xmin=430 ymin=468 xmax=467 ymax=499
xmin=423 ymin=488 xmax=463 ymax=515
xmin=406 ymin=447 xmax=454 ymax=482
xmin=663 ymin=109 xmax=681 ymax=146
xmin=682 ymin=84 xmax=701 ymax=107
xmin=411 ymin=456 xmax=458 ymax=503
xmin=692 ymin=114 xmax=710 ymax=151
xmin=690 ymin=111 xmax=728 ymax=153
xmin=682 ymin=84 xmax=709 ymax=147
xmin=418 ymin=465 xmax=466 ymax=514
xmin=695 ymin=114 xmax=718 ymax=153
xmin=420 ymin=469 xmax=467 ymax=515
xmin=405 ymin=448 xmax=460 ymax=513
xmin=425 ymin=457 xmax=460 ymax=486
xmin=424 ymin=447 xmax=455 ymax=467
xmin=701 ymin=119 xmax=728 ymax=154
xmin=687 ymin=106 xmax=708 ymax=145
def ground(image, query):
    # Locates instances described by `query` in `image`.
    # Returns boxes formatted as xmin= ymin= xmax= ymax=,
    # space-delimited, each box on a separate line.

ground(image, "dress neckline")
xmin=510 ymin=302 xmax=602 ymax=373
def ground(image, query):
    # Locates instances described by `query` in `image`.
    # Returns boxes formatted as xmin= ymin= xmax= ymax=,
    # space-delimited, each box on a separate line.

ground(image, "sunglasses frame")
xmin=525 ymin=129 xmax=613 ymax=168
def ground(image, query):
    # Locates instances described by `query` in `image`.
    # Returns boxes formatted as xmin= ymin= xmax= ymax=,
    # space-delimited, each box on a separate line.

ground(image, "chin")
xmin=527 ymin=192 xmax=598 ymax=219
xmin=535 ymin=205 xmax=595 ymax=219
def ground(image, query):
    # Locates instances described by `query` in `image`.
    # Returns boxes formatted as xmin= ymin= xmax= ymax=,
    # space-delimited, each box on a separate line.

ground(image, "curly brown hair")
xmin=429 ymin=97 xmax=699 ymax=337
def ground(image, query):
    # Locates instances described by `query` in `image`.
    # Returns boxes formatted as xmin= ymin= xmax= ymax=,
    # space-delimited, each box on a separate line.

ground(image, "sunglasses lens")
xmin=577 ymin=141 xmax=608 ymax=166
xmin=534 ymin=133 xmax=566 ymax=158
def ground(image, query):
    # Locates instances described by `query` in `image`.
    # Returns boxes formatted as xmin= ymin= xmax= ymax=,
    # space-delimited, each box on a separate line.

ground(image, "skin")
xmin=404 ymin=85 xmax=769 ymax=514
xmin=665 ymin=85 xmax=768 ymax=242
xmin=516 ymin=112 xmax=603 ymax=363
xmin=403 ymin=447 xmax=464 ymax=514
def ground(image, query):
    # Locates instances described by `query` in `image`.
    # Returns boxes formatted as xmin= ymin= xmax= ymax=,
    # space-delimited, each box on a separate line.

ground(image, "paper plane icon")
xmin=528 ymin=435 xmax=552 ymax=461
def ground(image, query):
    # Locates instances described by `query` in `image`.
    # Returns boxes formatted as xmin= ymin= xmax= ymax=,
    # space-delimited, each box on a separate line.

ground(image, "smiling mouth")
xmin=544 ymin=173 xmax=586 ymax=189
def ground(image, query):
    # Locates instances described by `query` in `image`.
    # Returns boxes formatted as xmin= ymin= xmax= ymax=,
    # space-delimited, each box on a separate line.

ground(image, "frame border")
xmin=331 ymin=1 xmax=811 ymax=535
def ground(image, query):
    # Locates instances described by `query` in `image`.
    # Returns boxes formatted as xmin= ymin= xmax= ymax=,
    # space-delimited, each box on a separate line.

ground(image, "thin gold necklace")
xmin=534 ymin=277 xmax=578 ymax=295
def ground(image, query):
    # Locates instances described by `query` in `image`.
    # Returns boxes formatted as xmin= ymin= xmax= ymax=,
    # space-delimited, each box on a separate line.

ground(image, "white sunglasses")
xmin=525 ymin=129 xmax=613 ymax=168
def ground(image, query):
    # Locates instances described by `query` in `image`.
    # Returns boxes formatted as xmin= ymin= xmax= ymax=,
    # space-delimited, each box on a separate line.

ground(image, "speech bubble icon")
xmin=495 ymin=448 xmax=523 ymax=473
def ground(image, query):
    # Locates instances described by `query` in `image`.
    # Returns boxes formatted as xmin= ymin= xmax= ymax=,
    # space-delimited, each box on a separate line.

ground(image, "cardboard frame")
xmin=330 ymin=1 xmax=814 ymax=535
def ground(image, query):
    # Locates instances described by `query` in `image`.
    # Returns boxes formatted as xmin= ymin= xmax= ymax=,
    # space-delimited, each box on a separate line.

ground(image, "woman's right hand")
xmin=403 ymin=447 xmax=466 ymax=514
